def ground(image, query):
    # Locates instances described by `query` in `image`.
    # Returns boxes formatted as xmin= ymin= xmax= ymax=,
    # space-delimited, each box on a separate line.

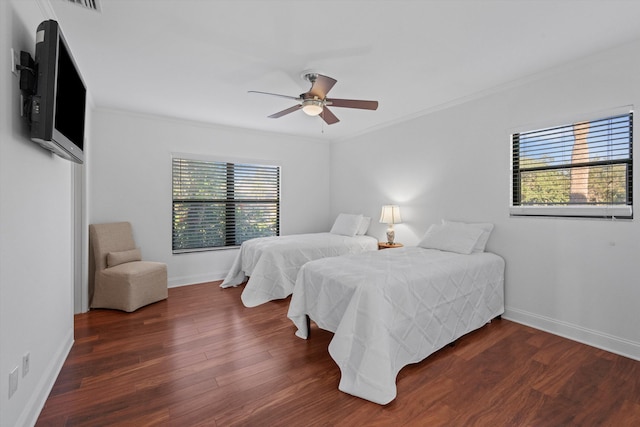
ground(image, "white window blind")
xmin=172 ymin=158 xmax=280 ymax=252
xmin=511 ymin=112 xmax=633 ymax=218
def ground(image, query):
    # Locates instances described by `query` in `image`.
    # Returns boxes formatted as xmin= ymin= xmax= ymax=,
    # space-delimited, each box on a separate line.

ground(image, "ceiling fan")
xmin=249 ymin=72 xmax=379 ymax=125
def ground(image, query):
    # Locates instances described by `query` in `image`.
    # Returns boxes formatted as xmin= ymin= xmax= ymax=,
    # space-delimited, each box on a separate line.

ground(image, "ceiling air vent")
xmin=63 ymin=0 xmax=101 ymax=12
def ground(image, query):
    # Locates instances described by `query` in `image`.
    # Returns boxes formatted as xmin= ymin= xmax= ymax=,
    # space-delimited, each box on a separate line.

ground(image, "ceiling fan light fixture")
xmin=301 ymin=99 xmax=323 ymax=116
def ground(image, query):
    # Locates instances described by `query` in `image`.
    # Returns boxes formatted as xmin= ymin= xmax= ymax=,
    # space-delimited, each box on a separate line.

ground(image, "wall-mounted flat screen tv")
xmin=30 ymin=20 xmax=86 ymax=164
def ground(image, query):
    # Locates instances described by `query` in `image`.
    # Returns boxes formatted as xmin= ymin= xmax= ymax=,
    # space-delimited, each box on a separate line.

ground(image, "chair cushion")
xmin=107 ymin=248 xmax=142 ymax=267
xmin=94 ymin=261 xmax=168 ymax=312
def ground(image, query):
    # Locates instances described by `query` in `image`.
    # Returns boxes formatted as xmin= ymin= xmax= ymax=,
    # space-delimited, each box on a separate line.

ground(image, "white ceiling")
xmin=49 ymin=0 xmax=640 ymax=141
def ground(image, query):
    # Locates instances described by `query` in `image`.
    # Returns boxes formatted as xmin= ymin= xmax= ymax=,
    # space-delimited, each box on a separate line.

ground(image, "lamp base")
xmin=386 ymin=228 xmax=395 ymax=245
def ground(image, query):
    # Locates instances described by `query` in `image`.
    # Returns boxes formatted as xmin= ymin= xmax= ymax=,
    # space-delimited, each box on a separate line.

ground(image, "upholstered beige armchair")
xmin=89 ymin=222 xmax=167 ymax=312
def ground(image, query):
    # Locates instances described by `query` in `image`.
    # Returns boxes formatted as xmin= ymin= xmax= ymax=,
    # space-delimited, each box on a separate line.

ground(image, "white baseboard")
xmin=19 ymin=329 xmax=74 ymax=427
xmin=503 ymin=307 xmax=640 ymax=361
xmin=168 ymin=271 xmax=227 ymax=288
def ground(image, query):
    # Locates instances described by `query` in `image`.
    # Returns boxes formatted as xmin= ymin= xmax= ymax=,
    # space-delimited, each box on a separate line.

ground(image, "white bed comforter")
xmin=287 ymin=246 xmax=505 ymax=405
xmin=220 ymin=232 xmax=378 ymax=307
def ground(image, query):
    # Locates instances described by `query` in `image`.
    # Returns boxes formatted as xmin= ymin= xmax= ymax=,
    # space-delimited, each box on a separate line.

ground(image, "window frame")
xmin=510 ymin=110 xmax=633 ymax=219
xmin=171 ymin=155 xmax=281 ymax=253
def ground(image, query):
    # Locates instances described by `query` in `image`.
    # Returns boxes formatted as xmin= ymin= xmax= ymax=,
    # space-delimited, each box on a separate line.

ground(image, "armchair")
xmin=89 ymin=222 xmax=167 ymax=312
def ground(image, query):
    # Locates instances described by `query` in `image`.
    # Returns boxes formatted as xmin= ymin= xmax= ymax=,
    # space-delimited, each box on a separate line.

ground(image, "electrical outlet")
xmin=9 ymin=366 xmax=18 ymax=399
xmin=22 ymin=352 xmax=30 ymax=377
xmin=11 ymin=48 xmax=19 ymax=76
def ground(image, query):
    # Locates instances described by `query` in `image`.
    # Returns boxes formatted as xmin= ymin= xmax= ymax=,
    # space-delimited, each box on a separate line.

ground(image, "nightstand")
xmin=378 ymin=242 xmax=404 ymax=250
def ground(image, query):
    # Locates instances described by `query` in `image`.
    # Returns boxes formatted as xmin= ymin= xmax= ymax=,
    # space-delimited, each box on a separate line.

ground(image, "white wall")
xmin=89 ymin=109 xmax=331 ymax=287
xmin=1 ymin=1 xmax=77 ymax=426
xmin=330 ymin=39 xmax=640 ymax=360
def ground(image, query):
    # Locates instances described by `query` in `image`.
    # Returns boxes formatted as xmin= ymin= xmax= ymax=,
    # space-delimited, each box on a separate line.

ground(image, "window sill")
xmin=509 ymin=205 xmax=632 ymax=219
xmin=172 ymin=246 xmax=240 ymax=254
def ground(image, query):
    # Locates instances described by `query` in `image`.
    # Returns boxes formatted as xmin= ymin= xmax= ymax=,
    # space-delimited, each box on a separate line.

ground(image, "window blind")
xmin=172 ymin=158 xmax=280 ymax=252
xmin=511 ymin=112 xmax=633 ymax=218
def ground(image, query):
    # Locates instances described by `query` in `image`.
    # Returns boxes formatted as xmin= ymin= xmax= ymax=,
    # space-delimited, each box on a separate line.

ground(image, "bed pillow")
xmin=107 ymin=248 xmax=142 ymax=267
xmin=442 ymin=219 xmax=494 ymax=252
xmin=418 ymin=223 xmax=483 ymax=255
xmin=330 ymin=213 xmax=363 ymax=237
xmin=356 ymin=216 xmax=371 ymax=235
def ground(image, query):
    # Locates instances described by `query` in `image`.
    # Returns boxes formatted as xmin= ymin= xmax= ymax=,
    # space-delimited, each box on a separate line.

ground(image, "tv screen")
xmin=30 ymin=20 xmax=86 ymax=164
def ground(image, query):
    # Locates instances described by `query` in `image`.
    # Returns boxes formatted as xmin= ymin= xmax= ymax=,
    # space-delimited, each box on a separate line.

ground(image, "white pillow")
xmin=330 ymin=213 xmax=363 ymax=237
xmin=356 ymin=216 xmax=371 ymax=235
xmin=442 ymin=219 xmax=494 ymax=252
xmin=418 ymin=222 xmax=483 ymax=254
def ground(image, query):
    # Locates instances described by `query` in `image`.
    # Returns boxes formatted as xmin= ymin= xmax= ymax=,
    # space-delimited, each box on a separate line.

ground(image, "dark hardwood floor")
xmin=36 ymin=282 xmax=640 ymax=426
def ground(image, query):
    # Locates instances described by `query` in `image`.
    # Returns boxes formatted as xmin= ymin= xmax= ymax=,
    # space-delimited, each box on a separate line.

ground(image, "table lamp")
xmin=379 ymin=205 xmax=402 ymax=245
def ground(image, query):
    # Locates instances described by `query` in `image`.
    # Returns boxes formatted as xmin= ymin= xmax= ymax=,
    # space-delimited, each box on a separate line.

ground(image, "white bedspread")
xmin=220 ymin=232 xmax=378 ymax=307
xmin=287 ymin=246 xmax=505 ymax=405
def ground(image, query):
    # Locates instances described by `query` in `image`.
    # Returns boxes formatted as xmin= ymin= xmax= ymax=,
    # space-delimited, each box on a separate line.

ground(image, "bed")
xmin=220 ymin=214 xmax=378 ymax=307
xmin=287 ymin=220 xmax=505 ymax=405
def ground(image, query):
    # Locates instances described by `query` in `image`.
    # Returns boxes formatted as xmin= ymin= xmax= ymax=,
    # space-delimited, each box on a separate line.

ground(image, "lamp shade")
xmin=379 ymin=205 xmax=402 ymax=224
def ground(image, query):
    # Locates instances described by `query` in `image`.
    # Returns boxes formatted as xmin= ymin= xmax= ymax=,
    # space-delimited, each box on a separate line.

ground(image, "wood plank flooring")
xmin=36 ymin=282 xmax=640 ymax=426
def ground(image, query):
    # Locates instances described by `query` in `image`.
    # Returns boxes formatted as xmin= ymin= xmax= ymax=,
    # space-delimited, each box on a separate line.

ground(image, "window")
xmin=172 ymin=157 xmax=280 ymax=252
xmin=511 ymin=111 xmax=633 ymax=218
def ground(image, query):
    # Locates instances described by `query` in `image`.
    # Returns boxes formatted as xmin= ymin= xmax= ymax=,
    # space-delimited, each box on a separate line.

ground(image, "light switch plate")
xmin=9 ymin=366 xmax=18 ymax=399
xmin=11 ymin=48 xmax=19 ymax=76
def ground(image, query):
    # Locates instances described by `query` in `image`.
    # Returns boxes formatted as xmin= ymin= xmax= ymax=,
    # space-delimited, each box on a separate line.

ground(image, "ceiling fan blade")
xmin=308 ymin=74 xmax=337 ymax=99
xmin=320 ymin=107 xmax=340 ymax=125
xmin=268 ymin=104 xmax=302 ymax=118
xmin=326 ymin=98 xmax=379 ymax=110
xmin=248 ymin=90 xmax=301 ymax=101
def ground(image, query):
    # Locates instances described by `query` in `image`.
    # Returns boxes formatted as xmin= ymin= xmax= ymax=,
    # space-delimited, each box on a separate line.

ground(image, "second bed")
xmin=221 ymin=213 xmax=377 ymax=307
